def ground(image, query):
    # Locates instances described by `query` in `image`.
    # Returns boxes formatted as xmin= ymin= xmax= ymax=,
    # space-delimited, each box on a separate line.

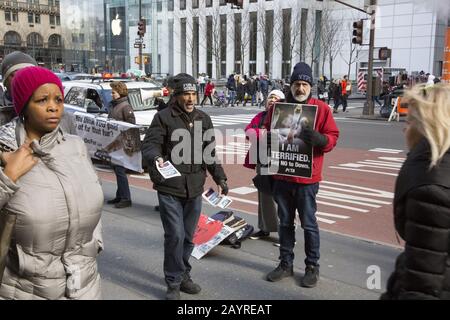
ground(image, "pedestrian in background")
xmin=226 ymin=74 xmax=237 ymax=107
xmin=0 ymin=66 xmax=103 ymax=299
xmin=1 ymin=52 xmax=76 ymax=133
xmin=154 ymin=76 xmax=175 ymax=112
xmin=317 ymin=76 xmax=326 ymax=102
xmin=197 ymin=74 xmax=206 ymax=95
xmin=200 ymin=80 xmax=215 ymax=106
xmin=381 ymin=84 xmax=450 ymax=300
xmin=340 ymin=75 xmax=349 ymax=112
xmin=264 ymin=62 xmax=339 ymax=288
xmin=332 ymin=79 xmax=343 ymax=114
xmin=236 ymin=76 xmax=246 ymax=106
xmin=244 ymin=90 xmax=285 ymax=242
xmin=0 ymin=52 xmax=37 ymax=125
xmin=106 ymin=81 xmax=135 ymax=209
xmin=259 ymin=74 xmax=270 ymax=108
xmin=141 ymin=73 xmax=228 ymax=300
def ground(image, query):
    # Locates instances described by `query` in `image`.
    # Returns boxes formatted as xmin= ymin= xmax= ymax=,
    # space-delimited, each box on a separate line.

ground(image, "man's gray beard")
xmin=293 ymin=94 xmax=309 ymax=103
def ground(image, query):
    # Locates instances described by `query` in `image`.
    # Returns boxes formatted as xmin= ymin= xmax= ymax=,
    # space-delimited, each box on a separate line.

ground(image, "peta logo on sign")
xmin=183 ymin=83 xmax=197 ymax=92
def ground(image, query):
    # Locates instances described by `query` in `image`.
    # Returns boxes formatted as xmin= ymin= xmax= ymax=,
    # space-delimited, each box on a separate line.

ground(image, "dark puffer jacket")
xmin=141 ymin=100 xmax=227 ymax=199
xmin=108 ymin=97 xmax=135 ymax=124
xmin=381 ymin=139 xmax=450 ymax=300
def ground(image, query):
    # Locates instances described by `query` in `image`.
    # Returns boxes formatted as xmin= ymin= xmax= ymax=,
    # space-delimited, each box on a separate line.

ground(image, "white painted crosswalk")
xmin=210 ymin=114 xmax=257 ymax=127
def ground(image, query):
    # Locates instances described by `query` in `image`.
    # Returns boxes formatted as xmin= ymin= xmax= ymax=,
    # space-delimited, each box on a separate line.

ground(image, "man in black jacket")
xmin=0 ymin=51 xmax=37 ymax=125
xmin=141 ymin=73 xmax=228 ymax=300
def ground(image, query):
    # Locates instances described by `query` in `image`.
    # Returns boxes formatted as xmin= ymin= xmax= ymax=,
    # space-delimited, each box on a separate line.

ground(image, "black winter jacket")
xmin=381 ymin=139 xmax=450 ymax=300
xmin=141 ymin=101 xmax=227 ymax=198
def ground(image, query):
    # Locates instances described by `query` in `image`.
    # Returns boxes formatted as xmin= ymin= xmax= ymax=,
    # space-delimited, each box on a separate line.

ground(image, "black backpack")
xmin=221 ymin=224 xmax=254 ymax=249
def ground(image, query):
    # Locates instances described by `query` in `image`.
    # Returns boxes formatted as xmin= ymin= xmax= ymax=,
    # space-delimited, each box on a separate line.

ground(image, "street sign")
xmin=134 ymin=44 xmax=146 ymax=49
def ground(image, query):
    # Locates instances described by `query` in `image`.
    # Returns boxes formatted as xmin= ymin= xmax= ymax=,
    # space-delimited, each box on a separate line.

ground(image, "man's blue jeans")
xmin=228 ymin=90 xmax=236 ymax=105
xmin=158 ymin=193 xmax=202 ymax=287
xmin=273 ymin=180 xmax=320 ymax=268
xmin=113 ymin=165 xmax=131 ymax=201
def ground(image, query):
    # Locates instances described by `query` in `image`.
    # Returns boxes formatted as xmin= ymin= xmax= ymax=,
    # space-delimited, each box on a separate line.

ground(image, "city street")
xmin=97 ymin=101 xmax=406 ymax=247
xmin=95 ymin=101 xmax=405 ymax=300
xmin=1 ymin=0 xmax=448 ymax=305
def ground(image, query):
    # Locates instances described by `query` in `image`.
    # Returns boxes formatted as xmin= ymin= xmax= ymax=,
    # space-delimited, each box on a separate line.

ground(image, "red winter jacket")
xmin=244 ymin=111 xmax=268 ymax=170
xmin=205 ymin=83 xmax=215 ymax=96
xmin=266 ymin=97 xmax=340 ymax=185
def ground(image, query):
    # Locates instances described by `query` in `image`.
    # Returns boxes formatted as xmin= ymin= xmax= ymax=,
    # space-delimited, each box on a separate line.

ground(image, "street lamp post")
xmin=363 ymin=0 xmax=377 ymax=116
xmin=335 ymin=0 xmax=377 ymax=116
xmin=139 ymin=0 xmax=143 ymax=71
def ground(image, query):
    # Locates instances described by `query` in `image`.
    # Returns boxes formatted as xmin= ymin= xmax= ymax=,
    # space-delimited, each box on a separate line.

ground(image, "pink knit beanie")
xmin=11 ymin=66 xmax=64 ymax=115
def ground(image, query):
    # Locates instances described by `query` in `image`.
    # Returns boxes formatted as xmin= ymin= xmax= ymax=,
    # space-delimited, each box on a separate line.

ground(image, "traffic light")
xmin=144 ymin=56 xmax=150 ymax=65
xmin=352 ymin=20 xmax=364 ymax=45
xmin=225 ymin=0 xmax=243 ymax=9
xmin=378 ymin=47 xmax=391 ymax=60
xmin=137 ymin=19 xmax=146 ymax=37
xmin=134 ymin=56 xmax=141 ymax=65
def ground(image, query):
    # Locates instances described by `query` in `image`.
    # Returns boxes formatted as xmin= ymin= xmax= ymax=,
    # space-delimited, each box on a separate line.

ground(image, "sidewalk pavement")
xmin=98 ymin=181 xmax=401 ymax=300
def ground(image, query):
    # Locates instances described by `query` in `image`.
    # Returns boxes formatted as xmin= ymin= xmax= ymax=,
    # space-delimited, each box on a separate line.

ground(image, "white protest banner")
xmin=73 ymin=112 xmax=143 ymax=173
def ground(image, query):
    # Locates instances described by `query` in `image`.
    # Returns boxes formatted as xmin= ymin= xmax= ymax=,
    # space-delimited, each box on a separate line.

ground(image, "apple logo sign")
xmin=111 ymin=14 xmax=122 ymax=36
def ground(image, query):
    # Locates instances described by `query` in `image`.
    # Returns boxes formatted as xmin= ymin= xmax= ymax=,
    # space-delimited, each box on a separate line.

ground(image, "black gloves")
xmin=300 ymin=127 xmax=328 ymax=148
xmin=219 ymin=180 xmax=229 ymax=196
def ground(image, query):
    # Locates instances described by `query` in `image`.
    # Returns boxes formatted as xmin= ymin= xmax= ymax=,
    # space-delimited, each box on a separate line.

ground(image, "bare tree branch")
xmin=319 ymin=4 xmax=344 ymax=79
xmin=209 ymin=5 xmax=227 ymax=78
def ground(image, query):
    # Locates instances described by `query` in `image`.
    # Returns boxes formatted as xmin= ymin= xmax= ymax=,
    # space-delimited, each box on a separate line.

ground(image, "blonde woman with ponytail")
xmin=381 ymin=84 xmax=450 ymax=300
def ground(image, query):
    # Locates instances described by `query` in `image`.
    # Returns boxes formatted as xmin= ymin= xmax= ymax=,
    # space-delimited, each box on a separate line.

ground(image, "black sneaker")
xmin=166 ymin=286 xmax=180 ymax=300
xmin=266 ymin=263 xmax=294 ymax=282
xmin=107 ymin=198 xmax=121 ymax=204
xmin=180 ymin=277 xmax=201 ymax=295
xmin=301 ymin=265 xmax=320 ymax=288
xmin=249 ymin=230 xmax=270 ymax=240
xmin=114 ymin=200 xmax=132 ymax=209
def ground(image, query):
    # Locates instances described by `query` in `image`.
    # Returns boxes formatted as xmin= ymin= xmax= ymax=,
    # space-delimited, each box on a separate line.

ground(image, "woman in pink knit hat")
xmin=0 ymin=66 xmax=104 ymax=300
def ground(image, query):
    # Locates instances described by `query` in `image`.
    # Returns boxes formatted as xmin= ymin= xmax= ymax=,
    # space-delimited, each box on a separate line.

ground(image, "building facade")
xmin=0 ymin=0 xmax=63 ymax=69
xmin=143 ymin=0 xmax=449 ymax=80
xmin=3 ymin=0 xmax=447 ymax=79
xmin=59 ymin=0 xmax=106 ymax=73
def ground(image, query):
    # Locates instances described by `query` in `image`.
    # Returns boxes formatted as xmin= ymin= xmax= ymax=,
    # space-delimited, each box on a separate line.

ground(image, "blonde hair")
xmin=404 ymin=83 xmax=450 ymax=168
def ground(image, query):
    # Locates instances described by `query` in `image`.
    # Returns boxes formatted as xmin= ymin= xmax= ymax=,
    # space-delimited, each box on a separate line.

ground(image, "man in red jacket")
xmin=266 ymin=62 xmax=340 ymax=288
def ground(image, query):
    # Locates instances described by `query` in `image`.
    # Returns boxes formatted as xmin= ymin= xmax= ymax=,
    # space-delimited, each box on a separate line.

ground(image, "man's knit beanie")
xmin=290 ymin=62 xmax=313 ymax=86
xmin=172 ymin=73 xmax=198 ymax=96
xmin=1 ymin=51 xmax=37 ymax=83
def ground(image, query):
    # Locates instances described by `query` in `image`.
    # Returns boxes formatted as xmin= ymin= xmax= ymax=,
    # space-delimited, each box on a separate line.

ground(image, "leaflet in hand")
xmin=155 ymin=161 xmax=181 ymax=179
xmin=202 ymin=188 xmax=233 ymax=209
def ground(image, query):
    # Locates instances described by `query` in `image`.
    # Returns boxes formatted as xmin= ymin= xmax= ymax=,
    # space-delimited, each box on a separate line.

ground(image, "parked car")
xmin=63 ymin=80 xmax=163 ymax=140
xmin=55 ymin=72 xmax=73 ymax=82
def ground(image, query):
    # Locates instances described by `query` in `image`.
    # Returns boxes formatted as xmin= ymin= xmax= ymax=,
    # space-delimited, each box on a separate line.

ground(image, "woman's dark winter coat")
xmin=381 ymin=138 xmax=450 ymax=300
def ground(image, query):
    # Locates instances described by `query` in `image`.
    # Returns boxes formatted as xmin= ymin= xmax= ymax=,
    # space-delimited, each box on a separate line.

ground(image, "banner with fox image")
xmin=73 ymin=112 xmax=143 ymax=173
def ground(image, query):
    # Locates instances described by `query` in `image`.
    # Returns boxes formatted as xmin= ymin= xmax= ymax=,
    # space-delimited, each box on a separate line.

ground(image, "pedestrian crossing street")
xmin=210 ymin=114 xmax=258 ymax=127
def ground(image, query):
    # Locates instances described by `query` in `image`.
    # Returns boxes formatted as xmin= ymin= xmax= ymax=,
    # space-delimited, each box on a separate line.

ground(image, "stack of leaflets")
xmin=210 ymin=211 xmax=235 ymax=224
xmin=202 ymin=188 xmax=233 ymax=209
xmin=155 ymin=161 xmax=181 ymax=179
xmin=224 ymin=216 xmax=247 ymax=231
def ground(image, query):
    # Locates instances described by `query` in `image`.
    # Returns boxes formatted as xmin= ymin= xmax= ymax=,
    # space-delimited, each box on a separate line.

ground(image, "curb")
xmin=345 ymin=115 xmax=405 ymax=122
